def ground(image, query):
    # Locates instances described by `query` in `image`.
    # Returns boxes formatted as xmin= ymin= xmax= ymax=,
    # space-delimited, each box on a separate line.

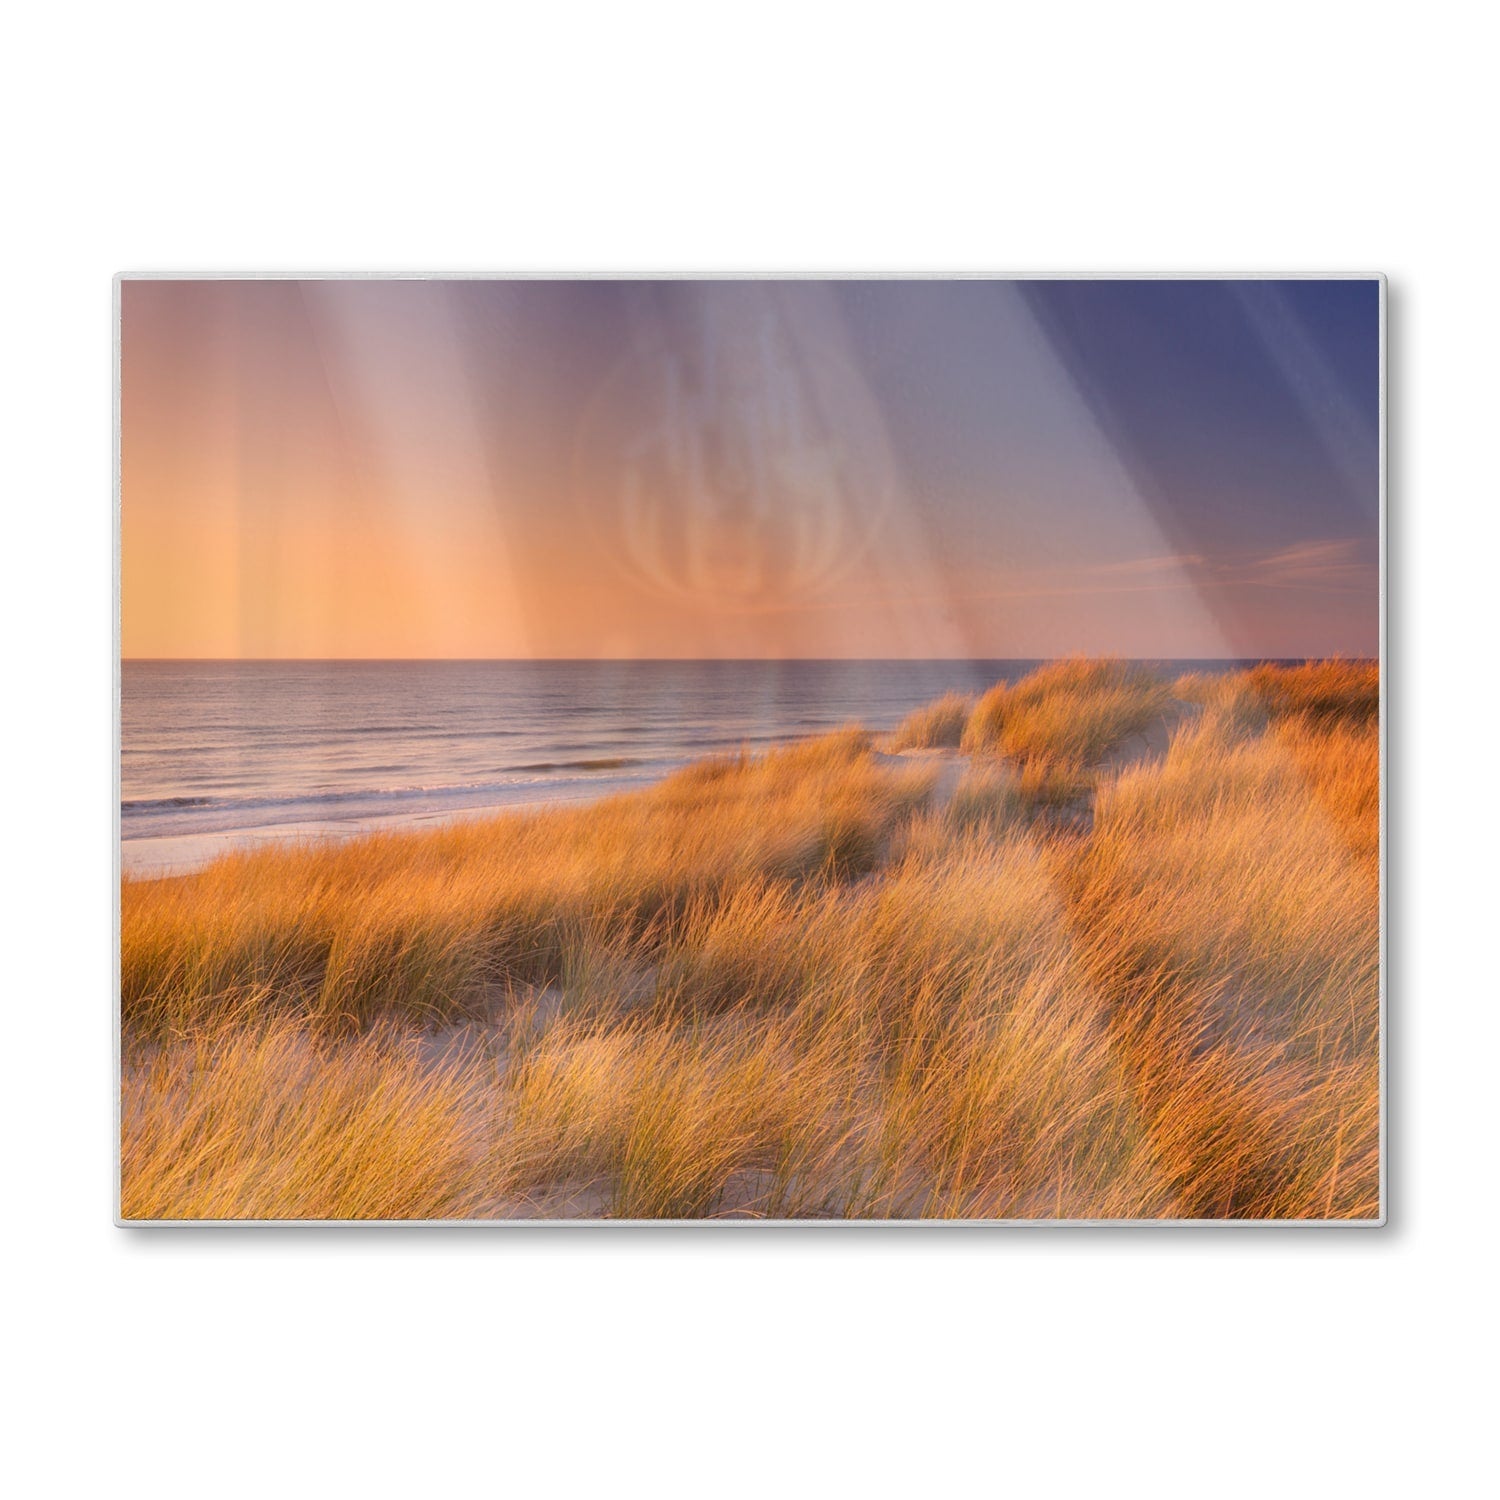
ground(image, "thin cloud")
xmin=1075 ymin=553 xmax=1208 ymax=579
xmin=705 ymin=540 xmax=1374 ymax=617
xmin=1234 ymin=538 xmax=1374 ymax=590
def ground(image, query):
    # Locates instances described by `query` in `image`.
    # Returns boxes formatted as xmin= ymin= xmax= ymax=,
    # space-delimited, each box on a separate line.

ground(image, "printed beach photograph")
xmin=118 ymin=277 xmax=1383 ymax=1223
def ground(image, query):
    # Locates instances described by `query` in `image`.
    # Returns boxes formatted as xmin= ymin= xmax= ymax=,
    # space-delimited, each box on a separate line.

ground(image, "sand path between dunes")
xmin=872 ymin=747 xmax=968 ymax=810
xmin=878 ymin=697 xmax=1203 ymax=832
xmin=422 ymin=700 xmax=1207 ymax=1218
xmin=1096 ymin=697 xmax=1201 ymax=779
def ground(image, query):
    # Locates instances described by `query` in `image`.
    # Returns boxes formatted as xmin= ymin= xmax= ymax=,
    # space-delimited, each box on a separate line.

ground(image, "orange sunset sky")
xmin=120 ymin=279 xmax=1380 ymax=660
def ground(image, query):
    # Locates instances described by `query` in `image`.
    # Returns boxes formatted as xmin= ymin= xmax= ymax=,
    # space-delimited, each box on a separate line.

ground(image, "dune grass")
xmin=120 ymin=1009 xmax=504 ymax=1220
xmin=120 ymin=660 xmax=1380 ymax=1221
xmin=960 ymin=658 xmax=1171 ymax=799
xmin=122 ymin=727 xmax=934 ymax=1038
xmin=887 ymin=692 xmax=973 ymax=750
xmin=1246 ymin=658 xmax=1380 ymax=724
xmin=1066 ymin=685 xmax=1380 ymax=1218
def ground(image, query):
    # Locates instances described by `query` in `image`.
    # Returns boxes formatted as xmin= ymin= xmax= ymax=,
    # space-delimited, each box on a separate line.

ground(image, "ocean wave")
xmin=120 ymin=736 xmax=824 ymax=822
xmin=120 ymin=796 xmax=215 ymax=811
xmin=507 ymin=757 xmax=638 ymax=773
xmin=121 ymin=764 xmax=659 ymax=821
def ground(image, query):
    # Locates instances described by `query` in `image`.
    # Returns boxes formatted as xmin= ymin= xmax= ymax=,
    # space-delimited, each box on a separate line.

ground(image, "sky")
xmin=120 ymin=278 xmax=1380 ymax=659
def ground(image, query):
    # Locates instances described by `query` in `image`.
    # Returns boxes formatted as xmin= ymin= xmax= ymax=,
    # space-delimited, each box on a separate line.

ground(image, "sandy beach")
xmin=120 ymin=774 xmax=654 ymax=878
xmin=120 ymin=660 xmax=1094 ymax=878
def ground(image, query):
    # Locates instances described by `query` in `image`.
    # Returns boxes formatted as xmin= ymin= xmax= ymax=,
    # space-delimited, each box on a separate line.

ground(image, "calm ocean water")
xmin=121 ymin=659 xmax=1260 ymax=852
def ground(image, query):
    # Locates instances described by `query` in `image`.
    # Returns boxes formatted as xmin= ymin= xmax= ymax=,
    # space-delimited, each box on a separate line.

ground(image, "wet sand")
xmin=120 ymin=775 xmax=649 ymax=878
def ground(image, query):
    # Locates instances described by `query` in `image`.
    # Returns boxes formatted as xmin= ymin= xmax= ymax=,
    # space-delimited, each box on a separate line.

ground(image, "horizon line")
xmin=119 ymin=653 xmax=1373 ymax=664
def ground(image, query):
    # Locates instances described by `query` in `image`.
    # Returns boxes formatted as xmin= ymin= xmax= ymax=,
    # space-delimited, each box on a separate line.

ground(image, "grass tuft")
xmin=888 ymin=692 xmax=973 ymax=750
xmin=1246 ymin=659 xmax=1379 ymax=725
xmin=962 ymin=658 xmax=1171 ymax=766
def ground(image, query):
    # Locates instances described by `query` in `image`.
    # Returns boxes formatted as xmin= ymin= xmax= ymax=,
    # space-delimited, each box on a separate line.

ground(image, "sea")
xmin=120 ymin=659 xmax=1259 ymax=876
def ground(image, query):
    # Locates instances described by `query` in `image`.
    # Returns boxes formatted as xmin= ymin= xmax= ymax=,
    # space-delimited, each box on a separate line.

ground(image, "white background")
xmin=4 ymin=3 xmax=1494 ymax=1495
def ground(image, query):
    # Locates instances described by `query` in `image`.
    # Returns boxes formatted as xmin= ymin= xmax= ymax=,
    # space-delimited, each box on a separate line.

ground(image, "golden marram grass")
xmin=120 ymin=660 xmax=1380 ymax=1221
